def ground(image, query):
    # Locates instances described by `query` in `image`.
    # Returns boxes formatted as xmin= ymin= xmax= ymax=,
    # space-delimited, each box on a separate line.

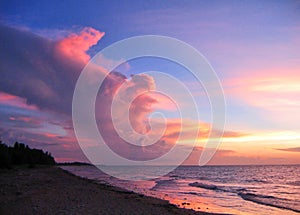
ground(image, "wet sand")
xmin=0 ymin=166 xmax=225 ymax=215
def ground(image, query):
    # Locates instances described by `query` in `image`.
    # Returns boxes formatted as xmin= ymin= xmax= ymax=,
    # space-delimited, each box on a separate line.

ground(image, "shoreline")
xmin=0 ymin=166 xmax=226 ymax=215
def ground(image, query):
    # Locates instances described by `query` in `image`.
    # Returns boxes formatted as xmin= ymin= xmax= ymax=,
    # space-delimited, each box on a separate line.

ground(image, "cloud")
xmin=55 ymin=27 xmax=105 ymax=64
xmin=0 ymin=25 xmax=172 ymax=162
xmin=0 ymin=24 xmax=105 ymax=161
xmin=225 ymin=73 xmax=300 ymax=111
xmin=0 ymin=24 xmax=104 ymax=114
xmin=0 ymin=92 xmax=38 ymax=110
xmin=117 ymin=74 xmax=157 ymax=134
xmin=224 ymin=69 xmax=300 ymax=128
xmin=95 ymin=73 xmax=174 ymax=161
xmin=183 ymin=146 xmax=236 ymax=165
xmin=0 ymin=24 xmax=253 ymax=164
xmin=8 ymin=116 xmax=42 ymax=128
xmin=96 ymin=76 xmax=247 ymax=162
xmin=276 ymin=147 xmax=300 ymax=152
xmin=161 ymin=119 xmax=246 ymax=143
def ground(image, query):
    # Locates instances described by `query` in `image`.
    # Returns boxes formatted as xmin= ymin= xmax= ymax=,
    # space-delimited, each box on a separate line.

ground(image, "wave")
xmin=151 ymin=179 xmax=176 ymax=191
xmin=189 ymin=182 xmax=222 ymax=191
xmin=182 ymin=191 xmax=202 ymax=196
xmin=245 ymin=179 xmax=270 ymax=184
xmin=189 ymin=181 xmax=300 ymax=213
xmin=287 ymin=181 xmax=300 ymax=186
xmin=196 ymin=176 xmax=208 ymax=180
xmin=238 ymin=192 xmax=300 ymax=213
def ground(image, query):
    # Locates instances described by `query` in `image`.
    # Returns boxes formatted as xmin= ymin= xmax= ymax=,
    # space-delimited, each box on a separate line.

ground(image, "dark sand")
xmin=0 ymin=166 xmax=223 ymax=215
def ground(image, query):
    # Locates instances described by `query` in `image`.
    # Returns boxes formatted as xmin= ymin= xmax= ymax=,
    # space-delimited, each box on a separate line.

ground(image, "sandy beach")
xmin=0 ymin=166 xmax=221 ymax=215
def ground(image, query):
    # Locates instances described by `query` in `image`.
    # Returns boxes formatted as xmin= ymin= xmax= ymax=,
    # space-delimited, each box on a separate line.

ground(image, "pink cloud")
xmin=90 ymin=70 xmax=251 ymax=163
xmin=4 ymin=24 xmax=289 ymax=164
xmin=130 ymin=93 xmax=158 ymax=134
xmin=55 ymin=27 xmax=105 ymax=63
xmin=0 ymin=92 xmax=38 ymax=110
xmin=94 ymin=73 xmax=174 ymax=160
xmin=0 ymin=25 xmax=108 ymax=162
xmin=9 ymin=116 xmax=41 ymax=125
xmin=224 ymin=68 xmax=300 ymax=125
xmin=151 ymin=92 xmax=178 ymax=111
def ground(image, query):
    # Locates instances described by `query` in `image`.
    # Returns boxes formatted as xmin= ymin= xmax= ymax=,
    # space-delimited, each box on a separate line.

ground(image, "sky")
xmin=0 ymin=0 xmax=300 ymax=165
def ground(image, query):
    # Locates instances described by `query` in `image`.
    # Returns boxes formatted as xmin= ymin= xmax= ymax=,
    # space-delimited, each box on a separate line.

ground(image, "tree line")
xmin=0 ymin=141 xmax=56 ymax=168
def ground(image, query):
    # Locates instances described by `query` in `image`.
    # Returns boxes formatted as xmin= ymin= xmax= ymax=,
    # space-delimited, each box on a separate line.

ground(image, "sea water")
xmin=61 ymin=165 xmax=300 ymax=215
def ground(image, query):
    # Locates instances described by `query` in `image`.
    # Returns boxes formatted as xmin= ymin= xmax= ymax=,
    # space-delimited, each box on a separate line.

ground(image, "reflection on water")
xmin=61 ymin=165 xmax=300 ymax=215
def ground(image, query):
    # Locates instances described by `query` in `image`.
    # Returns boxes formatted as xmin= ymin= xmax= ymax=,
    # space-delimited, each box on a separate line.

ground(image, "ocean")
xmin=61 ymin=165 xmax=300 ymax=215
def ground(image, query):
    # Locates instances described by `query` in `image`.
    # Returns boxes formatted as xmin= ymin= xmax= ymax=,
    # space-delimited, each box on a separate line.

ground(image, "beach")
xmin=0 ymin=166 xmax=218 ymax=215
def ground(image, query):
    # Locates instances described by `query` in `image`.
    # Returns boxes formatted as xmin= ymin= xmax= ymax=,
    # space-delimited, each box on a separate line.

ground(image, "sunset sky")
xmin=0 ymin=0 xmax=300 ymax=165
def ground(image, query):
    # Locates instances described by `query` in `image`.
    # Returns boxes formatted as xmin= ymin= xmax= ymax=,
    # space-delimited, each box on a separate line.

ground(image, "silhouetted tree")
xmin=0 ymin=140 xmax=56 ymax=168
xmin=0 ymin=141 xmax=12 ymax=168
